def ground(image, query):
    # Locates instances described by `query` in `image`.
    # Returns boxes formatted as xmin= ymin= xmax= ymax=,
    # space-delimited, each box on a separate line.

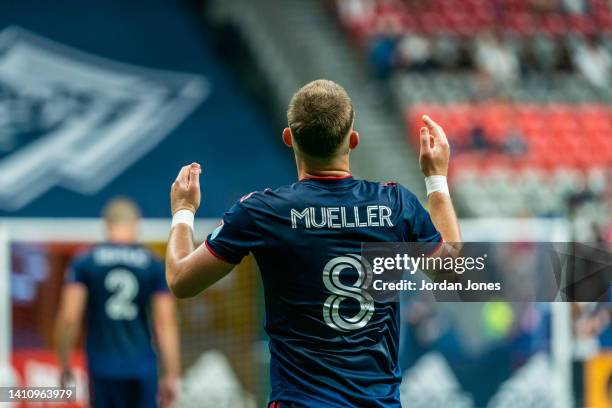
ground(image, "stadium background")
xmin=0 ymin=0 xmax=610 ymax=407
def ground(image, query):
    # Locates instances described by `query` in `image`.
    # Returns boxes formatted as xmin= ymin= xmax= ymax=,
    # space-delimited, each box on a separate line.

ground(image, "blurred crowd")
xmin=337 ymin=0 xmax=612 ymax=91
xmin=369 ymin=28 xmax=611 ymax=91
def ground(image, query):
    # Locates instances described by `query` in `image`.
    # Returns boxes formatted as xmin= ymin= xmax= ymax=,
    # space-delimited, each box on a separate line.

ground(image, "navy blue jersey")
xmin=206 ymin=176 xmax=441 ymax=408
xmin=67 ymin=243 xmax=168 ymax=378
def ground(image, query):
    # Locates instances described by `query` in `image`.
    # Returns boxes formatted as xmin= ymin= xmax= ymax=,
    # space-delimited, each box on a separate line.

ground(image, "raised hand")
xmin=419 ymin=115 xmax=450 ymax=177
xmin=170 ymin=162 xmax=201 ymax=214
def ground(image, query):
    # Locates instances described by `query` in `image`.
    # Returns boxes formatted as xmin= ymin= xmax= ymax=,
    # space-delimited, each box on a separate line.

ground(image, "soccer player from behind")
xmin=55 ymin=198 xmax=180 ymax=408
xmin=165 ymin=80 xmax=461 ymax=407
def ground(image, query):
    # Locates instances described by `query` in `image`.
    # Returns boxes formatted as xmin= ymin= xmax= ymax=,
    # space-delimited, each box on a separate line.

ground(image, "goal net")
xmin=0 ymin=218 xmax=266 ymax=408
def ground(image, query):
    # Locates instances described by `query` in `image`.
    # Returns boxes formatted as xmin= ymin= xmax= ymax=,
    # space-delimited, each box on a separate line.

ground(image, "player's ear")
xmin=282 ymin=128 xmax=293 ymax=148
xmin=348 ymin=130 xmax=359 ymax=150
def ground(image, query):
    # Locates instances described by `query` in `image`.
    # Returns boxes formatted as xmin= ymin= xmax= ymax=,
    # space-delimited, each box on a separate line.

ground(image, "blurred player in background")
xmin=165 ymin=80 xmax=461 ymax=407
xmin=55 ymin=198 xmax=180 ymax=408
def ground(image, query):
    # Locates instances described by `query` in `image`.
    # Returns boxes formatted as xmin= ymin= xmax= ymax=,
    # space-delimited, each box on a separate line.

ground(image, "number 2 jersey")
xmin=205 ymin=175 xmax=442 ymax=407
xmin=66 ymin=243 xmax=168 ymax=378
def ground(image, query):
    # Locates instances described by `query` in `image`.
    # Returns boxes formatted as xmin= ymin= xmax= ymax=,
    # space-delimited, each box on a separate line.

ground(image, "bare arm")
xmin=54 ymin=283 xmax=87 ymax=385
xmin=165 ymin=163 xmax=235 ymax=299
xmin=152 ymin=293 xmax=180 ymax=407
xmin=428 ymin=193 xmax=461 ymax=243
xmin=419 ymin=115 xmax=462 ymax=244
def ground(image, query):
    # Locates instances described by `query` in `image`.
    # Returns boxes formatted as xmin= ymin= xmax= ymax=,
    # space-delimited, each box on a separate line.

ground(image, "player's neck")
xmin=106 ymin=225 xmax=138 ymax=244
xmin=296 ymin=154 xmax=351 ymax=180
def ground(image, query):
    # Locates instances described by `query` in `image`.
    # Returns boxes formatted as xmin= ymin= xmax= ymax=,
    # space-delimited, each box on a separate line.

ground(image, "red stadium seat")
xmin=406 ymin=103 xmax=612 ymax=172
xmin=342 ymin=0 xmax=612 ymax=38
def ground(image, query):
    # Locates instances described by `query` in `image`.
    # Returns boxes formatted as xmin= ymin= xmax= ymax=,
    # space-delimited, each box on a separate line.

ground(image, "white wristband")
xmin=172 ymin=209 xmax=195 ymax=230
xmin=425 ymin=175 xmax=449 ymax=196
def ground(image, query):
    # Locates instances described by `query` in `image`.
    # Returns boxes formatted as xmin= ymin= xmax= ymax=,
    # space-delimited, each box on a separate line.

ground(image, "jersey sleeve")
xmin=205 ymin=200 xmax=263 ymax=264
xmin=150 ymin=257 xmax=170 ymax=293
xmin=399 ymin=186 xmax=442 ymax=244
xmin=65 ymin=255 xmax=88 ymax=285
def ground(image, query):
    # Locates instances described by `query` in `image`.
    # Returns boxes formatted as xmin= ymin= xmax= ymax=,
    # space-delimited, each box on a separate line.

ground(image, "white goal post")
xmin=0 ymin=221 xmax=14 ymax=389
xmin=460 ymin=217 xmax=573 ymax=408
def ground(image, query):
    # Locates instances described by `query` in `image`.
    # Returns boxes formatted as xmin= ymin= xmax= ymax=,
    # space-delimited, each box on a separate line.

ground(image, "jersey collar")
xmin=299 ymin=174 xmax=353 ymax=181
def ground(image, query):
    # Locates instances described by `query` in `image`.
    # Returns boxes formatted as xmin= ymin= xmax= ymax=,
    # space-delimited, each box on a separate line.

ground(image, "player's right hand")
xmin=419 ymin=115 xmax=450 ymax=177
xmin=171 ymin=162 xmax=201 ymax=215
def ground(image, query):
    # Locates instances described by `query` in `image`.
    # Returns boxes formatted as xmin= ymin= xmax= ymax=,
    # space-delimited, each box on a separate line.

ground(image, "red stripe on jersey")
xmin=426 ymin=236 xmax=445 ymax=257
xmin=301 ymin=174 xmax=353 ymax=180
xmin=204 ymin=240 xmax=236 ymax=264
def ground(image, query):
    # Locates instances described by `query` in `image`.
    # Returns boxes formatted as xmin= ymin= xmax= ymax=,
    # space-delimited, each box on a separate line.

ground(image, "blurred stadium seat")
xmin=405 ymin=103 xmax=612 ymax=216
xmin=333 ymin=0 xmax=612 ymax=224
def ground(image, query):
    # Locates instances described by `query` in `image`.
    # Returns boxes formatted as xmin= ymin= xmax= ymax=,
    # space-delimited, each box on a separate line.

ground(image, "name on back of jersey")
xmin=291 ymin=205 xmax=393 ymax=229
xmin=93 ymin=246 xmax=150 ymax=268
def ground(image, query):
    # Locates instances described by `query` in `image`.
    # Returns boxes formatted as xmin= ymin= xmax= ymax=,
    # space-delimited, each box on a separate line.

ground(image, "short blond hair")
xmin=102 ymin=197 xmax=140 ymax=225
xmin=287 ymin=79 xmax=354 ymax=158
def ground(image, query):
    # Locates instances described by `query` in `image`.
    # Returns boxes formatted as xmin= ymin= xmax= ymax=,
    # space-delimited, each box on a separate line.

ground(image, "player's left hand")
xmin=171 ymin=163 xmax=201 ymax=215
xmin=158 ymin=375 xmax=178 ymax=408
xmin=419 ymin=115 xmax=450 ymax=177
xmin=59 ymin=368 xmax=74 ymax=388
